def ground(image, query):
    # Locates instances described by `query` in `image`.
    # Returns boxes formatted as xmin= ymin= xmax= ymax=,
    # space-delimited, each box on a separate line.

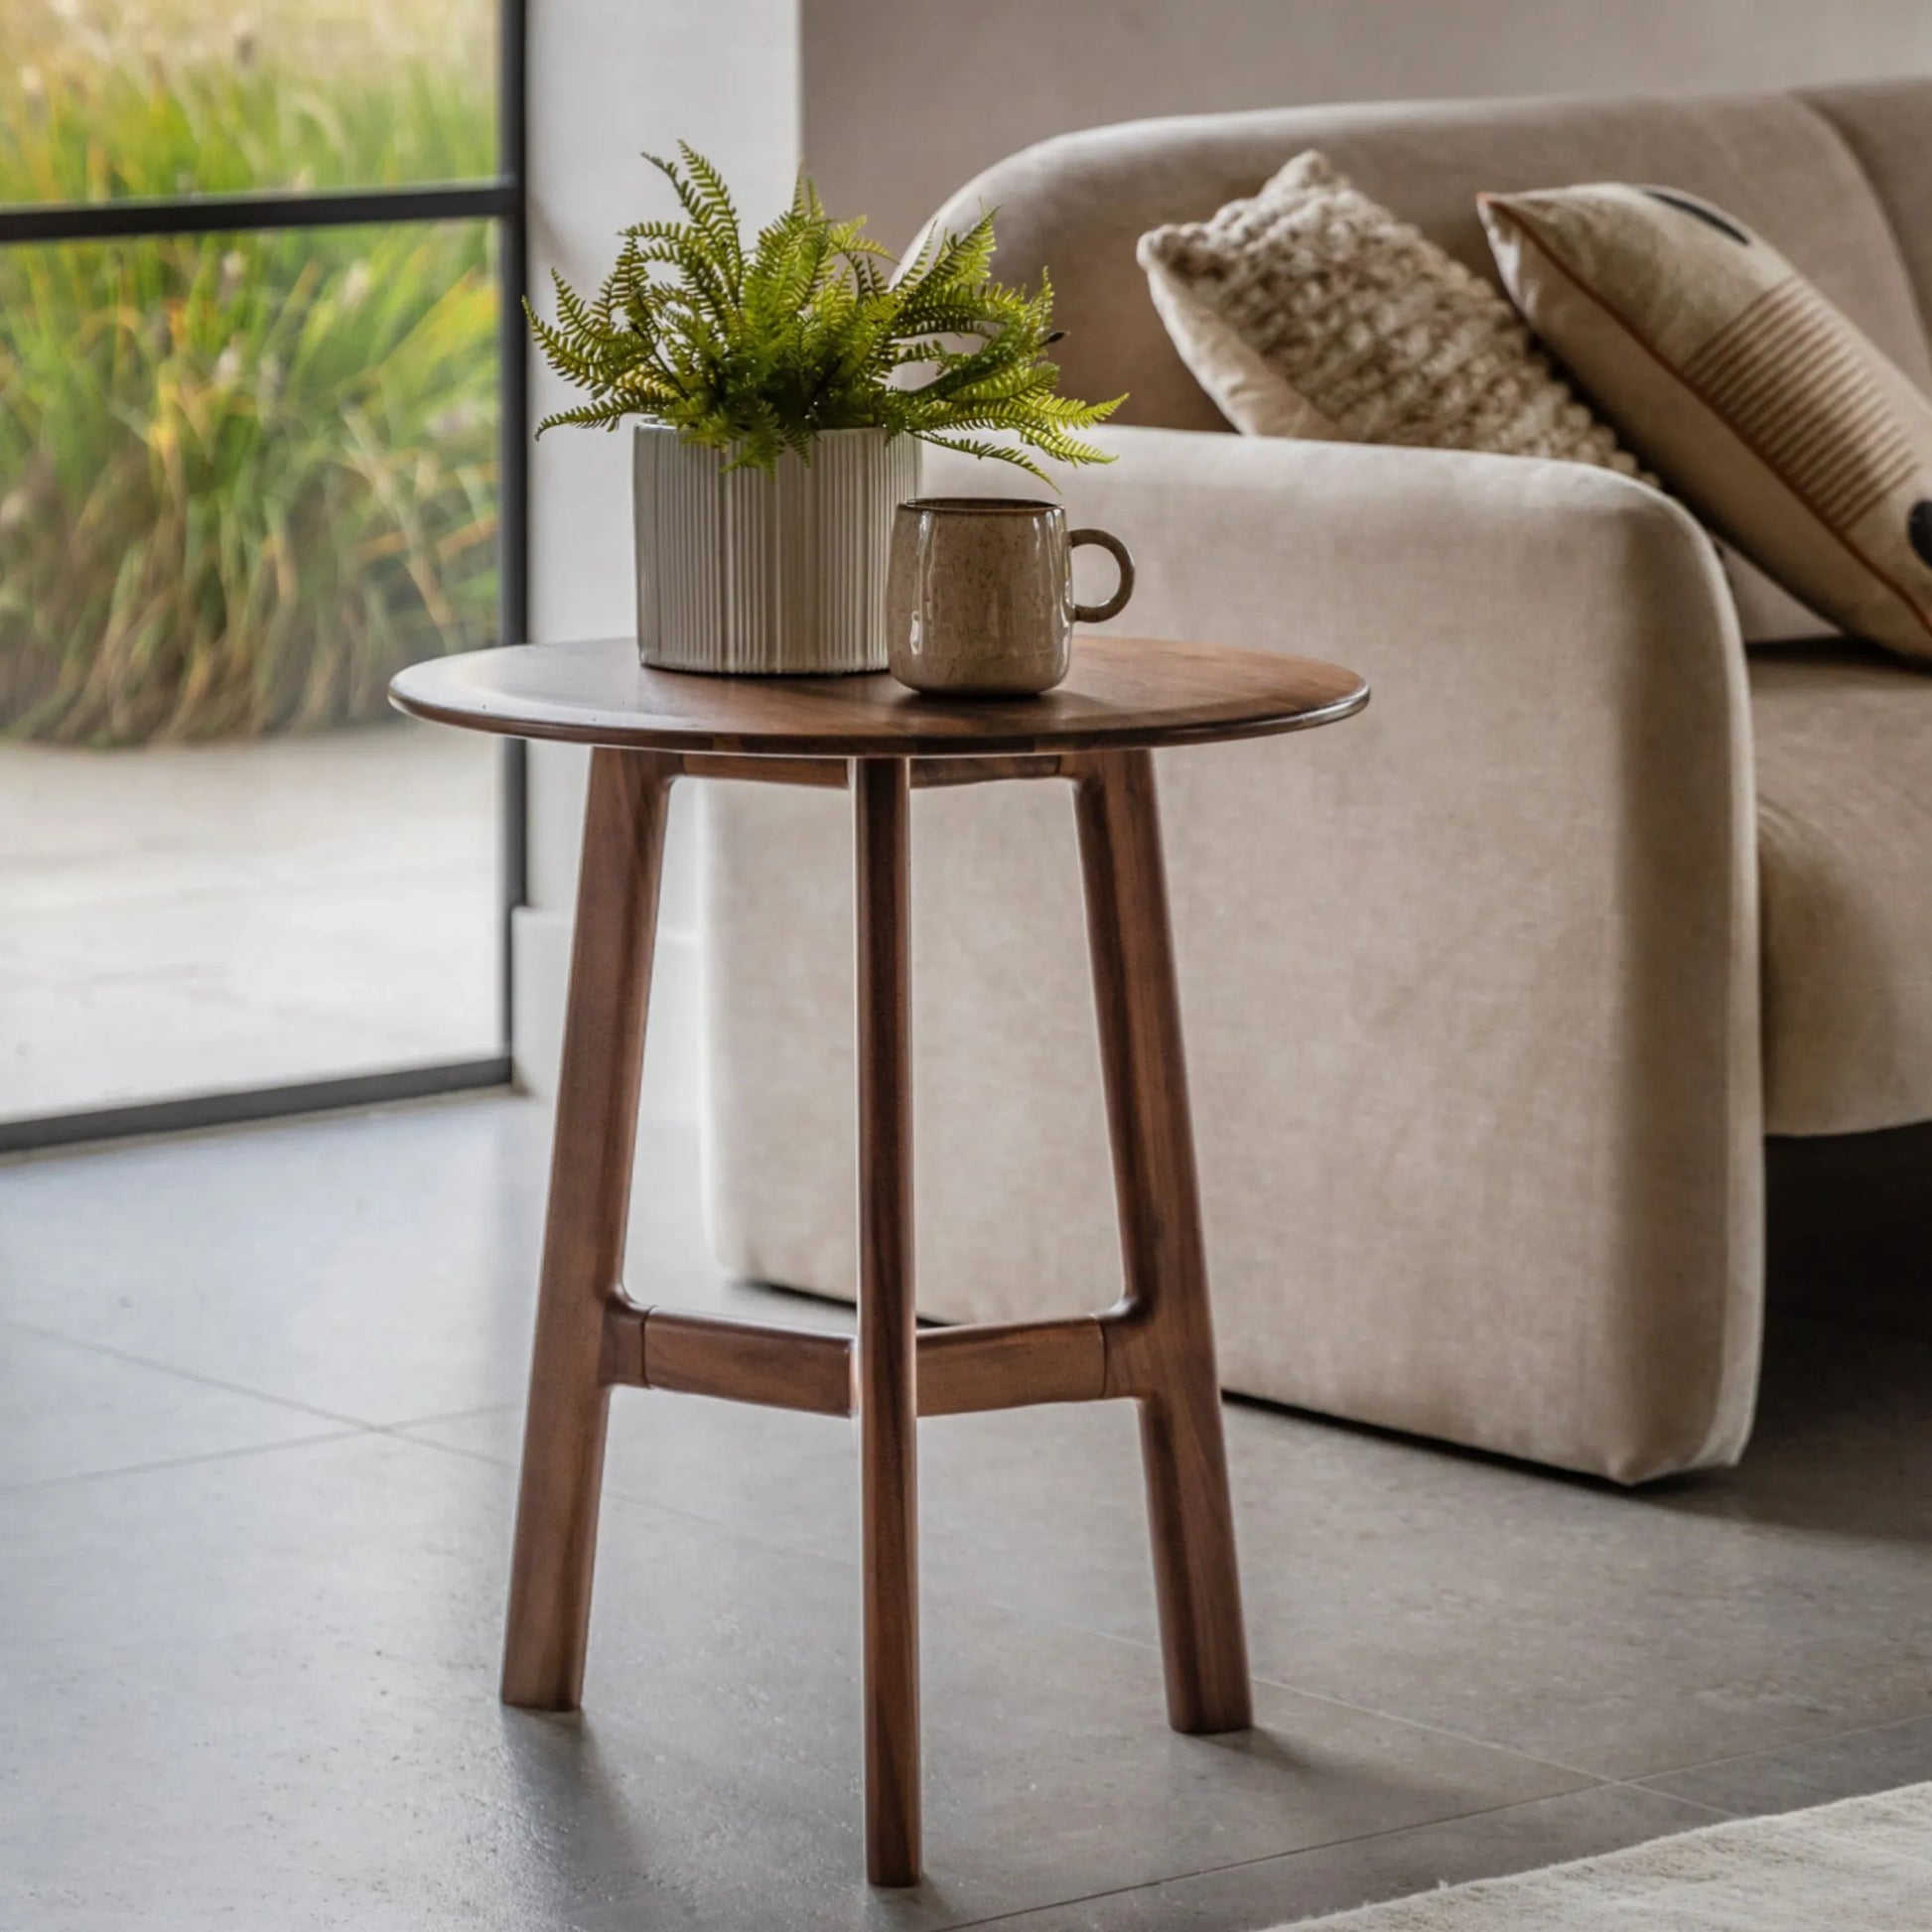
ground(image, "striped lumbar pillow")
xmin=1480 ymin=183 xmax=1932 ymax=663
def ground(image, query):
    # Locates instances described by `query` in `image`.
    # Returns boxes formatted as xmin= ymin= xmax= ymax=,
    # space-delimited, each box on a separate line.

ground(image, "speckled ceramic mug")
xmin=885 ymin=497 xmax=1135 ymax=695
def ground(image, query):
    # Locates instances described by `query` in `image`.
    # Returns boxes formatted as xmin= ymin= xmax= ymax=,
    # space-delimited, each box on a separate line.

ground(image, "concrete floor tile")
xmin=1213 ymin=1317 xmax=1932 ymax=1783
xmin=952 ymin=1783 xmax=1726 ymax=1931
xmin=6 ymin=1097 xmax=1930 ymax=1926
xmin=0 ymin=1323 xmax=340 ymax=1487
xmin=1638 ymin=1712 xmax=1932 ymax=1817
xmin=1 ymin=1099 xmax=552 ymax=1424
xmin=0 ymin=1431 xmax=1581 ymax=1932
xmin=411 ymin=1385 xmax=1151 ymax=1614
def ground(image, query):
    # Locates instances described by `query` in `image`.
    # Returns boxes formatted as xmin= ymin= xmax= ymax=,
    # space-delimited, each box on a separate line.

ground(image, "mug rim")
xmin=897 ymin=495 xmax=1060 ymax=516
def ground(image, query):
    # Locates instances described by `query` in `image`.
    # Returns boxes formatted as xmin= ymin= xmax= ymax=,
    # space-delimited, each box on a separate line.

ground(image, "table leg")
xmin=854 ymin=756 xmax=921 ymax=1886
xmin=1074 ymin=750 xmax=1253 ymax=1735
xmin=501 ymin=748 xmax=673 ymax=1712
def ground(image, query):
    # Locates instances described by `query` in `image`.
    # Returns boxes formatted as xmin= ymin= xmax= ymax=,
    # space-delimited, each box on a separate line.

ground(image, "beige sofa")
xmin=697 ymin=84 xmax=1932 ymax=1483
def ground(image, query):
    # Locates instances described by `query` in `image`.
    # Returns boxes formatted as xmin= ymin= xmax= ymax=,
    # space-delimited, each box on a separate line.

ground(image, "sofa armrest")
xmin=922 ymin=423 xmax=1740 ymax=682
xmin=703 ymin=427 xmax=1763 ymax=1480
xmin=957 ymin=427 xmax=1764 ymax=1472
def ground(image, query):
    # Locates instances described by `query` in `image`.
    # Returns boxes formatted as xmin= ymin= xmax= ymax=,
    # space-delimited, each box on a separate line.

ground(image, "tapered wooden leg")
xmin=854 ymin=756 xmax=921 ymax=1886
xmin=1075 ymin=750 xmax=1252 ymax=1735
xmin=501 ymin=748 xmax=674 ymax=1712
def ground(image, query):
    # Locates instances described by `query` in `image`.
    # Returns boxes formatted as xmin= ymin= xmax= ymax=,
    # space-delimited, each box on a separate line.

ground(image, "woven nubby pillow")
xmin=1137 ymin=150 xmax=1643 ymax=472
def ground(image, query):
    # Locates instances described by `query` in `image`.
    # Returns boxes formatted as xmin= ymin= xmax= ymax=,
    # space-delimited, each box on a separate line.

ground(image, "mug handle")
xmin=1068 ymin=528 xmax=1136 ymax=624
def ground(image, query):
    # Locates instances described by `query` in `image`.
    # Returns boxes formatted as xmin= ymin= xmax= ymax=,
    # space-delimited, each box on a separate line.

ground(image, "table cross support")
xmin=598 ymin=1301 xmax=1145 ymax=1419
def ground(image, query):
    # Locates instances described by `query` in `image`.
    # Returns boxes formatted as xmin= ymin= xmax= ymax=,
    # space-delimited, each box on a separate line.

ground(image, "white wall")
xmin=519 ymin=0 xmax=800 ymax=1117
xmin=803 ymin=0 xmax=1932 ymax=253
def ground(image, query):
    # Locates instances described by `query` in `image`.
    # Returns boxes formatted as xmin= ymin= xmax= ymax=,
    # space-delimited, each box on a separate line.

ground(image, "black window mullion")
xmin=494 ymin=0 xmax=531 ymax=1050
xmin=0 ymin=181 xmax=516 ymax=247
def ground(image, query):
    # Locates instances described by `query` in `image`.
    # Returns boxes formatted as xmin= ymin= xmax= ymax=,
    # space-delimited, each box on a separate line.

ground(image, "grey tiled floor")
xmin=2 ymin=1094 xmax=1927 ymax=1930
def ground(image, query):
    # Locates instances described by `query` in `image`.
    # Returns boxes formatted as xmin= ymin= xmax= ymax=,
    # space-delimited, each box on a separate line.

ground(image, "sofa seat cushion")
xmin=1754 ymin=642 xmax=1932 ymax=1133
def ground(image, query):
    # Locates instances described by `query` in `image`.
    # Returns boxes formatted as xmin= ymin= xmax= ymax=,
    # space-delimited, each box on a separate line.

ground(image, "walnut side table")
xmin=390 ymin=633 xmax=1369 ymax=1886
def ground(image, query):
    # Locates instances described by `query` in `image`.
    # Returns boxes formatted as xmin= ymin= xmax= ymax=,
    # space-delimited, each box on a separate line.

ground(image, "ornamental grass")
xmin=0 ymin=8 xmax=498 ymax=744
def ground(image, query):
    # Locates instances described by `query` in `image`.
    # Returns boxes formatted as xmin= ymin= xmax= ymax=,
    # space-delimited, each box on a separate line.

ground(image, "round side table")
xmin=390 ymin=633 xmax=1369 ymax=1886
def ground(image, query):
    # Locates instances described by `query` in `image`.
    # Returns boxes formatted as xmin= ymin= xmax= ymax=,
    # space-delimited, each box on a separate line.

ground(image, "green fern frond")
xmin=674 ymin=143 xmax=746 ymax=273
xmin=535 ymin=398 xmax=637 ymax=434
xmin=917 ymin=435 xmax=1053 ymax=483
xmin=524 ymin=150 xmax=1120 ymax=482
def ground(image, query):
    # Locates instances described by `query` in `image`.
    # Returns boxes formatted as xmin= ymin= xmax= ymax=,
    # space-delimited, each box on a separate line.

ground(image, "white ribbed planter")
xmin=632 ymin=425 xmax=919 ymax=674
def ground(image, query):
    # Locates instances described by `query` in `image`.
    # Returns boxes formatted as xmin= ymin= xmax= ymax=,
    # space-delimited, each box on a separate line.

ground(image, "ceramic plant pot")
xmin=632 ymin=424 xmax=919 ymax=674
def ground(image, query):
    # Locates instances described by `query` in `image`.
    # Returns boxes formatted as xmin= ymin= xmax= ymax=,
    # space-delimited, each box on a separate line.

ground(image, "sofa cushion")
xmin=1754 ymin=643 xmax=1932 ymax=1134
xmin=1481 ymin=185 xmax=1932 ymax=664
xmin=1137 ymin=152 xmax=1641 ymax=468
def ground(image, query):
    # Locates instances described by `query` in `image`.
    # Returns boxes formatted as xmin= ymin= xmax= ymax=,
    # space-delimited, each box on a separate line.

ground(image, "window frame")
xmin=0 ymin=0 xmax=530 ymax=1155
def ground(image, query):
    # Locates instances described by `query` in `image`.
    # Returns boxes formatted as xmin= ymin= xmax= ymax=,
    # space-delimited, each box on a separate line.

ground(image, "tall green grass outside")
xmin=0 ymin=24 xmax=499 ymax=744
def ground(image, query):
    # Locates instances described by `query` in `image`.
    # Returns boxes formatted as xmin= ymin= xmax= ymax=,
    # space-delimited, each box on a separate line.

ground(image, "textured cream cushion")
xmin=1481 ymin=184 xmax=1932 ymax=663
xmin=1137 ymin=152 xmax=1641 ymax=471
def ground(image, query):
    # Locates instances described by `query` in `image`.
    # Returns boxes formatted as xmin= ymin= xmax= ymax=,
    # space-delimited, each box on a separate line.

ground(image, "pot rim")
xmin=630 ymin=421 xmax=897 ymax=441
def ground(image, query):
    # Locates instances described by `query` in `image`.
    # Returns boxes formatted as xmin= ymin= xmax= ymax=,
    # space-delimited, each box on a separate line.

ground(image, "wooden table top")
xmin=389 ymin=635 xmax=1368 ymax=759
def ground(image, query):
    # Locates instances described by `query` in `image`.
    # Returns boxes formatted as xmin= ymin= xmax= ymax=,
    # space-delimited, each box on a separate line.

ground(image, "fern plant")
xmin=526 ymin=146 xmax=1121 ymax=482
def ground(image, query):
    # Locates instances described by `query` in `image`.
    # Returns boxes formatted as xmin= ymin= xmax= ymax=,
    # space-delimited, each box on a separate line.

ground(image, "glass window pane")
xmin=0 ymin=220 xmax=502 ymax=1122
xmin=1 ymin=221 xmax=499 ymax=738
xmin=1 ymin=0 xmax=495 ymax=203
